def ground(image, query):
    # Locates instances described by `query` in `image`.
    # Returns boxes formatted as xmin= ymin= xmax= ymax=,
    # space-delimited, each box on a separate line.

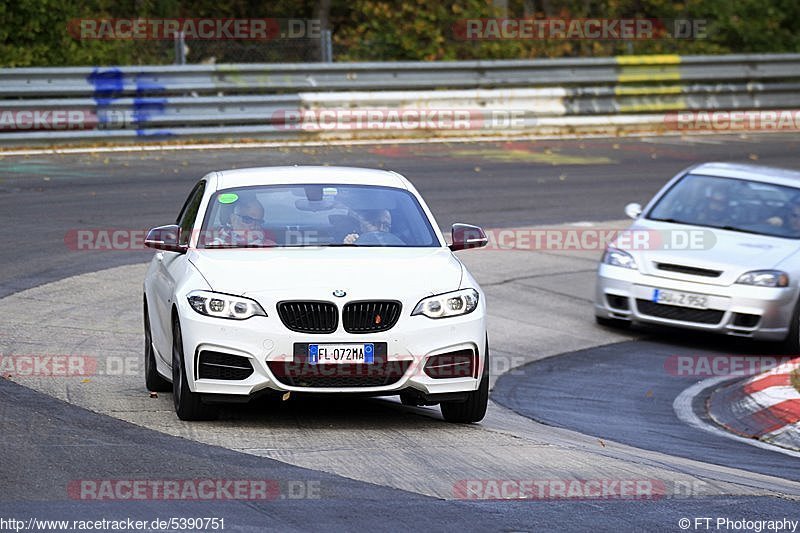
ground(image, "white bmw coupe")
xmin=143 ymin=166 xmax=490 ymax=422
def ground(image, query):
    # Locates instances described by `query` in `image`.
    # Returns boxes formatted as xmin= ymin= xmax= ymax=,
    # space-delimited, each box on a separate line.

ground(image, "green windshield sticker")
xmin=218 ymin=193 xmax=239 ymax=204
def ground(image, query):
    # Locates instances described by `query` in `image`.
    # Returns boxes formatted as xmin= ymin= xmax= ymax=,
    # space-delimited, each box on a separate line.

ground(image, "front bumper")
xmin=176 ymin=297 xmax=486 ymax=398
xmin=595 ymin=264 xmax=798 ymax=341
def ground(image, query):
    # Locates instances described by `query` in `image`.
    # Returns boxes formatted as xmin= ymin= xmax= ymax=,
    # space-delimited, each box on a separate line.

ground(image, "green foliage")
xmin=1 ymin=0 xmax=798 ymax=66
xmin=0 ymin=0 xmax=175 ymax=66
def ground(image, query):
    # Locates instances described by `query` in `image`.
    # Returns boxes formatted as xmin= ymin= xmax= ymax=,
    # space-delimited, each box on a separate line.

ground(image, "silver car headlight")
xmin=602 ymin=248 xmax=638 ymax=270
xmin=187 ymin=290 xmax=267 ymax=320
xmin=735 ymin=270 xmax=790 ymax=288
xmin=412 ymin=289 xmax=479 ymax=319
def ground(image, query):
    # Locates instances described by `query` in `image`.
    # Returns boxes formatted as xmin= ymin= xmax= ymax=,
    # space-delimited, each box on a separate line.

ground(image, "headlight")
xmin=412 ymin=289 xmax=479 ymax=319
xmin=187 ymin=290 xmax=267 ymax=320
xmin=735 ymin=270 xmax=789 ymax=288
xmin=602 ymin=248 xmax=638 ymax=269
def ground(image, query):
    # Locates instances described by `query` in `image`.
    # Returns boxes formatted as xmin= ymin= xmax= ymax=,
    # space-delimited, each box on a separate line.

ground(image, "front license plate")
xmin=652 ymin=288 xmax=709 ymax=309
xmin=308 ymin=343 xmax=374 ymax=364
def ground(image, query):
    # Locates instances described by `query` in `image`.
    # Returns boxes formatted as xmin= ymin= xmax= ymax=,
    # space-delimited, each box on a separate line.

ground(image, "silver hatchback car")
xmin=595 ymin=162 xmax=800 ymax=352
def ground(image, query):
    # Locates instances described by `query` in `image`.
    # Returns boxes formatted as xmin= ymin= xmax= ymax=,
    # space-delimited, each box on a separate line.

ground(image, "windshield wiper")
xmin=715 ymin=225 xmax=765 ymax=236
xmin=649 ymin=219 xmax=764 ymax=236
xmin=205 ymin=243 xmax=364 ymax=248
xmin=648 ymin=217 xmax=688 ymax=224
xmin=203 ymin=243 xmax=278 ymax=249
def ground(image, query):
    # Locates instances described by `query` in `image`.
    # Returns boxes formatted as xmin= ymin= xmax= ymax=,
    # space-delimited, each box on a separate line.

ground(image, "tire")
xmin=172 ymin=314 xmax=218 ymax=421
xmin=251 ymin=391 xmax=284 ymax=409
xmin=144 ymin=299 xmax=171 ymax=392
xmin=440 ymin=339 xmax=489 ymax=423
xmin=780 ymin=298 xmax=800 ymax=355
xmin=595 ymin=315 xmax=631 ymax=330
xmin=400 ymin=392 xmax=423 ymax=406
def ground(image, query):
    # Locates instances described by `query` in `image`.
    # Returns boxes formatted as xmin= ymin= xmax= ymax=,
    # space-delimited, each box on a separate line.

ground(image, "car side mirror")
xmin=624 ymin=202 xmax=643 ymax=219
xmin=145 ymin=224 xmax=187 ymax=253
xmin=449 ymin=223 xmax=488 ymax=251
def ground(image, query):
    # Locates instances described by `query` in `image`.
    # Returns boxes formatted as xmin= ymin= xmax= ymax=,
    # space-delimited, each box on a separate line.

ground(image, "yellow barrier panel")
xmin=617 ymin=100 xmax=686 ymax=113
xmin=614 ymin=56 xmax=685 ymax=111
xmin=615 ymin=55 xmax=681 ymax=65
xmin=614 ymin=85 xmax=683 ymax=96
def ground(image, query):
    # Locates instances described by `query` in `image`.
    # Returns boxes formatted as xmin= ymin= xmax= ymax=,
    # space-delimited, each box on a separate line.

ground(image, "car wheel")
xmin=440 ymin=340 xmax=489 ymax=424
xmin=595 ymin=315 xmax=631 ymax=330
xmin=144 ymin=299 xmax=171 ymax=392
xmin=400 ymin=392 xmax=423 ymax=406
xmin=780 ymin=298 xmax=800 ymax=355
xmin=172 ymin=314 xmax=218 ymax=421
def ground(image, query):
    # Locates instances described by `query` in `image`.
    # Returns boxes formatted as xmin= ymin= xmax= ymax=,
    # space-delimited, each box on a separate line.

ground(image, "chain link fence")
xmin=70 ymin=21 xmax=334 ymax=65
xmin=173 ymin=34 xmax=332 ymax=64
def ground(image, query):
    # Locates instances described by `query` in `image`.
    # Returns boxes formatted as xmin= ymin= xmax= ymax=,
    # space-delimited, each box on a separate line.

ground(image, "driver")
xmin=212 ymin=196 xmax=276 ymax=246
xmin=697 ymin=184 xmax=732 ymax=225
xmin=343 ymin=209 xmax=392 ymax=244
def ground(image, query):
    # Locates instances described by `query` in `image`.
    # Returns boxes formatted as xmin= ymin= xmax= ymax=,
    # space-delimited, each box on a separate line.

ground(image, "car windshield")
xmin=647 ymin=173 xmax=800 ymax=239
xmin=198 ymin=184 xmax=439 ymax=248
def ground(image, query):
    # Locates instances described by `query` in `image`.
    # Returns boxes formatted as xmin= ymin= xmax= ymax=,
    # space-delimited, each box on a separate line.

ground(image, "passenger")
xmin=767 ymin=201 xmax=800 ymax=233
xmin=787 ymin=205 xmax=800 ymax=234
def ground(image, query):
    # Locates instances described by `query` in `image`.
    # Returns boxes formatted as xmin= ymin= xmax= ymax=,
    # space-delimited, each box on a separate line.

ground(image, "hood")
xmin=624 ymin=219 xmax=800 ymax=285
xmin=187 ymin=246 xmax=464 ymax=300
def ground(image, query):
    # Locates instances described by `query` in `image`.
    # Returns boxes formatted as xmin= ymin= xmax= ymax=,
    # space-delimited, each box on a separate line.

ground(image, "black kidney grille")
xmin=343 ymin=301 xmax=401 ymax=333
xmin=278 ymin=301 xmax=338 ymax=333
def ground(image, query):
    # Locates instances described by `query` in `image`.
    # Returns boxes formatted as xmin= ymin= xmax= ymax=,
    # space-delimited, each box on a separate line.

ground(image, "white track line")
xmin=0 ymin=130 xmax=788 ymax=158
xmin=2 ymin=133 xmax=610 ymax=157
xmin=673 ymin=376 xmax=800 ymax=458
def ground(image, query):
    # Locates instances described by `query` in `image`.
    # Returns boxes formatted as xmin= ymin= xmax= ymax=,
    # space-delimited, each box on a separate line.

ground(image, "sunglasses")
xmin=235 ymin=213 xmax=263 ymax=225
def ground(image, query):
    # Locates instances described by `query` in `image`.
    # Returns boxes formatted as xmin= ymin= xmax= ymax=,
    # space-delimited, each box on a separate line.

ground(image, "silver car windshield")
xmin=647 ymin=174 xmax=800 ymax=239
xmin=199 ymin=184 xmax=439 ymax=248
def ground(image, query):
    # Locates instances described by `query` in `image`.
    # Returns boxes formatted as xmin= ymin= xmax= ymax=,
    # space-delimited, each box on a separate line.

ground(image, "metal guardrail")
xmin=2 ymin=53 xmax=800 ymax=144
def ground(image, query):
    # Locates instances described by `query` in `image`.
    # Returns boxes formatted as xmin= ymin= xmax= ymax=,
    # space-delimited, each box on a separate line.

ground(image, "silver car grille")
xmin=655 ymin=262 xmax=722 ymax=278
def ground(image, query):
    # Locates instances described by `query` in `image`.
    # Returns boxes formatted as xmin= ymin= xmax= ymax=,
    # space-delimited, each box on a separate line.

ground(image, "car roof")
xmin=212 ymin=166 xmax=409 ymax=191
xmin=690 ymin=162 xmax=800 ymax=188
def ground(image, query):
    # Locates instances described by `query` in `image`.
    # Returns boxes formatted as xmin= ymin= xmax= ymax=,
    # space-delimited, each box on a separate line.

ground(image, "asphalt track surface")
xmin=492 ymin=335 xmax=800 ymax=482
xmin=4 ymin=377 xmax=797 ymax=531
xmin=2 ymin=133 xmax=800 ymax=531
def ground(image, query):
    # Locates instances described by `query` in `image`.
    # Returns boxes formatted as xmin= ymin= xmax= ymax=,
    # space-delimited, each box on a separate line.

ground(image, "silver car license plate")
xmin=652 ymin=288 xmax=709 ymax=309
